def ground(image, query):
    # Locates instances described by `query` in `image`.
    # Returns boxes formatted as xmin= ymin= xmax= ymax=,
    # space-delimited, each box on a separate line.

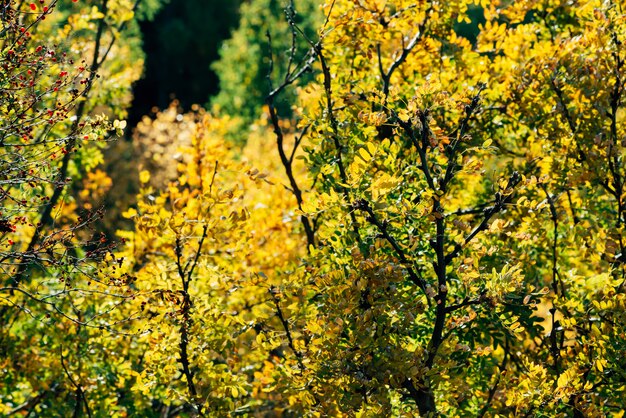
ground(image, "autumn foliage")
xmin=1 ymin=0 xmax=626 ymax=417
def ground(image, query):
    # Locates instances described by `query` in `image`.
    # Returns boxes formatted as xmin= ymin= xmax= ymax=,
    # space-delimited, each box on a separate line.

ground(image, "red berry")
xmin=29 ymin=3 xmax=36 ymax=10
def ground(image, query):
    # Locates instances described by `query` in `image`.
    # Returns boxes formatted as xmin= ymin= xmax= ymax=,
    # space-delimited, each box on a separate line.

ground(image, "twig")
xmin=174 ymin=234 xmax=203 ymax=416
xmin=265 ymin=29 xmax=316 ymax=248
xmin=269 ymin=286 xmax=304 ymax=371
xmin=11 ymin=0 xmax=111 ymax=287
xmin=353 ymin=199 xmax=427 ymax=294
xmin=477 ymin=339 xmax=509 ymax=418
xmin=61 ymin=348 xmax=92 ymax=418
xmin=445 ymin=171 xmax=522 ymax=265
xmin=379 ymin=6 xmax=432 ymax=98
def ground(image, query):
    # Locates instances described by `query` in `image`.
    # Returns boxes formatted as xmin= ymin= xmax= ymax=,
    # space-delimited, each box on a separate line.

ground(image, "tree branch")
xmin=353 ymin=199 xmax=427 ymax=294
xmin=265 ymin=29 xmax=316 ymax=249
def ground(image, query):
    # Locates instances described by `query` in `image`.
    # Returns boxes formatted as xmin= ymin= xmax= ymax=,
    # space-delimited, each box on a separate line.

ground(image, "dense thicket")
xmin=1 ymin=0 xmax=625 ymax=417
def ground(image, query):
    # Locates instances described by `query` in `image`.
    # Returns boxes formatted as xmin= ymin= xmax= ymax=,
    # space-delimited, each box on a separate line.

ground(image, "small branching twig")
xmin=477 ymin=339 xmax=509 ymax=418
xmin=61 ymin=348 xmax=92 ymax=418
xmin=445 ymin=291 xmax=487 ymax=314
xmin=378 ymin=6 xmax=432 ymax=98
xmin=353 ymin=199 xmax=427 ymax=294
xmin=174 ymin=227 xmax=207 ymax=416
xmin=12 ymin=0 xmax=111 ymax=288
xmin=265 ymin=29 xmax=316 ymax=249
xmin=313 ymin=42 xmax=363 ymax=244
xmin=445 ymin=171 xmax=522 ymax=265
xmin=269 ymin=286 xmax=304 ymax=371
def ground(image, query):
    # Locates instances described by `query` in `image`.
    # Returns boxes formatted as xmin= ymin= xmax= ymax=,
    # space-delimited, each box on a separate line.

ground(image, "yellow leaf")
xmin=357 ymin=147 xmax=371 ymax=162
xmin=122 ymin=207 xmax=137 ymax=219
xmin=301 ymin=199 xmax=319 ymax=214
xmin=596 ymin=360 xmax=604 ymax=372
xmin=366 ymin=141 xmax=377 ymax=156
xmin=139 ymin=170 xmax=151 ymax=184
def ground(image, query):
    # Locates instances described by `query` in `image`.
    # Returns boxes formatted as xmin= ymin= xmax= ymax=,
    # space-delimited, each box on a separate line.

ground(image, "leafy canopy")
xmin=1 ymin=0 xmax=626 ymax=417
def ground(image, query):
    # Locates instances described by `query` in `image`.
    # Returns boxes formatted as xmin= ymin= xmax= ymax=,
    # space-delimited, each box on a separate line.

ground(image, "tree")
xmin=3 ymin=0 xmax=626 ymax=416
xmin=117 ymin=100 xmax=317 ymax=414
xmin=124 ymin=0 xmax=625 ymax=415
xmin=268 ymin=0 xmax=626 ymax=415
xmin=0 ymin=0 xmax=163 ymax=415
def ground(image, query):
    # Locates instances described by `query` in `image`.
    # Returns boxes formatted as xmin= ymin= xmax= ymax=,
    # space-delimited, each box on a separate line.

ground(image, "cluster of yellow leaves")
xmin=4 ymin=0 xmax=626 ymax=416
xmin=113 ymin=108 xmax=322 ymax=413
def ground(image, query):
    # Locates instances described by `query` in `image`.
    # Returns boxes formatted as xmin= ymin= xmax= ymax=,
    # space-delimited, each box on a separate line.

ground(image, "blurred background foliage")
xmin=107 ymin=0 xmax=321 ymax=233
xmin=210 ymin=0 xmax=321 ymax=143
xmin=128 ymin=0 xmax=322 ymax=143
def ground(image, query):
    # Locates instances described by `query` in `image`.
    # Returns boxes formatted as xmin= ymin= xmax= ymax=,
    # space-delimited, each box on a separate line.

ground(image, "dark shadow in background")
xmin=127 ymin=0 xmax=241 ymax=126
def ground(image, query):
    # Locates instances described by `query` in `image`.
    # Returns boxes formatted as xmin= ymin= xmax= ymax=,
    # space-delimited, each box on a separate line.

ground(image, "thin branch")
xmin=97 ymin=0 xmax=142 ymax=67
xmin=477 ymin=339 xmax=509 ymax=418
xmin=301 ymin=32 xmax=363 ymax=244
xmin=265 ymin=29 xmax=316 ymax=248
xmin=445 ymin=291 xmax=487 ymax=313
xmin=550 ymin=77 xmax=586 ymax=162
xmin=174 ymin=236 xmax=203 ymax=416
xmin=289 ymin=123 xmax=310 ymax=164
xmin=540 ymin=184 xmax=563 ymax=296
xmin=450 ymin=204 xmax=494 ymax=217
xmin=0 ymin=286 xmax=141 ymax=333
xmin=208 ymin=161 xmax=218 ymax=195
xmin=441 ymin=85 xmax=485 ymax=192
xmin=445 ymin=171 xmax=522 ymax=265
xmin=395 ymin=110 xmax=435 ymax=190
xmin=61 ymin=349 xmax=92 ymax=418
xmin=548 ymin=307 xmax=562 ymax=378
xmin=186 ymin=224 xmax=208 ymax=284
xmin=6 ymin=383 xmax=59 ymax=416
xmin=353 ymin=199 xmax=427 ymax=294
xmin=11 ymin=0 xmax=110 ymax=288
xmin=379 ymin=6 xmax=432 ymax=98
xmin=269 ymin=286 xmax=304 ymax=371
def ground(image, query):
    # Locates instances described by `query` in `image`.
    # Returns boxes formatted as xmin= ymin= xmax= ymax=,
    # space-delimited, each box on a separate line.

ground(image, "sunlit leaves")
xmin=3 ymin=0 xmax=626 ymax=416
